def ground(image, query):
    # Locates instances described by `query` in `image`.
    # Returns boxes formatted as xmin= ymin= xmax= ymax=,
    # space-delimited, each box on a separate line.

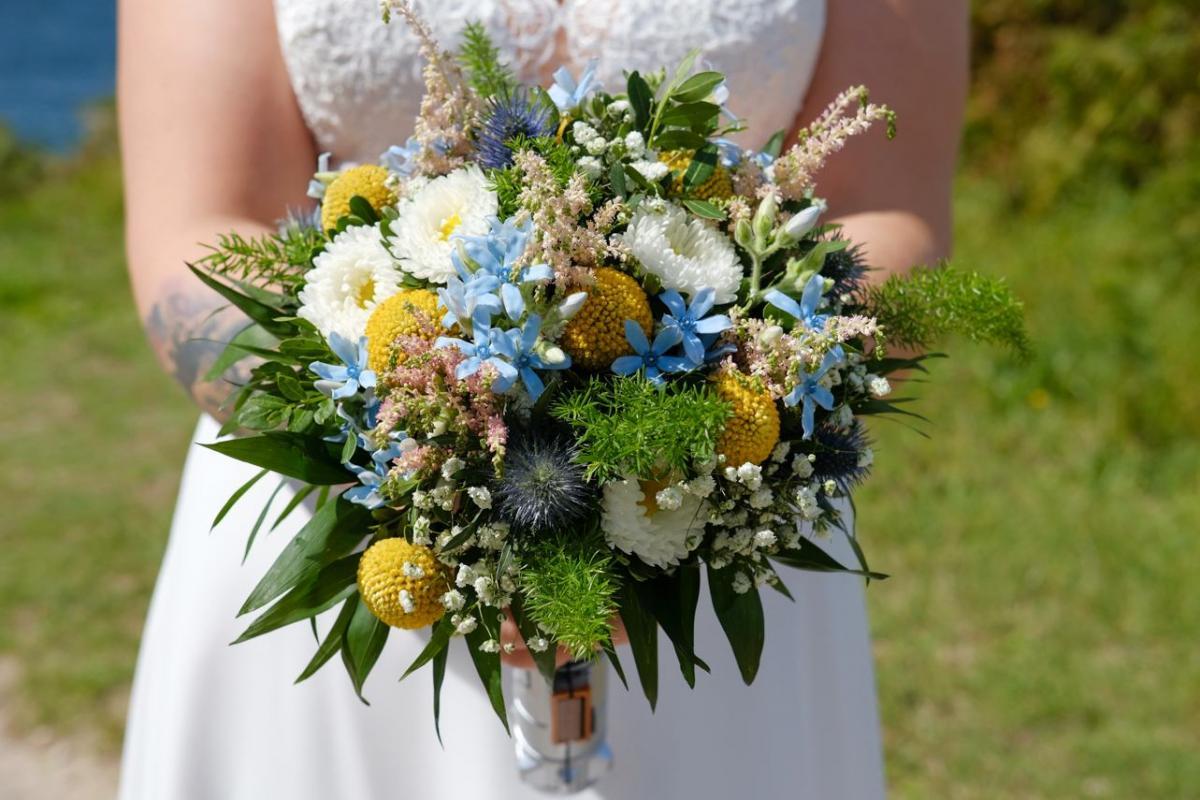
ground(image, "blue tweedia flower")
xmin=381 ymin=137 xmax=422 ymax=177
xmin=345 ymin=440 xmax=406 ymax=509
xmin=659 ymin=288 xmax=733 ymax=366
xmin=311 ymin=334 xmax=376 ymax=400
xmin=811 ymin=421 xmax=872 ymax=491
xmin=476 ymin=91 xmax=554 ymax=169
xmin=446 ymin=217 xmax=553 ymax=323
xmin=547 ymin=59 xmax=601 ymax=111
xmin=277 ymin=205 xmax=322 ymax=237
xmin=612 ymin=321 xmax=690 ymax=385
xmin=715 ymin=138 xmax=775 ymax=170
xmin=436 ymin=312 xmax=519 ymax=391
xmin=765 ymin=273 xmax=830 ymax=333
xmin=306 ymin=152 xmax=333 ymax=200
xmin=783 ymin=350 xmax=843 ymax=438
xmin=506 ymin=314 xmax=571 ymax=401
xmin=438 ymin=276 xmax=503 ymax=329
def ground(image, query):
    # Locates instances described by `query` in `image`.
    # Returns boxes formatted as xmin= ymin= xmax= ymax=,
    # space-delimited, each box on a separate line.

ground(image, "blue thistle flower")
xmin=475 ymin=90 xmax=554 ymax=169
xmin=821 ymin=237 xmax=869 ymax=295
xmin=494 ymin=431 xmax=596 ymax=536
xmin=810 ymin=421 xmax=872 ymax=490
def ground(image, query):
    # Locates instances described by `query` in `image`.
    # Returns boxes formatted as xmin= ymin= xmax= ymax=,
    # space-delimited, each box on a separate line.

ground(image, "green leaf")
xmin=203 ymin=324 xmax=276 ymax=382
xmin=682 ymin=198 xmax=726 ymax=220
xmin=432 ymin=643 xmax=449 ymax=746
xmin=243 ymin=478 xmax=288 ymax=562
xmin=204 ymin=432 xmax=352 ymax=485
xmin=341 ymin=597 xmax=389 ymax=702
xmin=761 ymin=128 xmax=786 ymax=158
xmin=768 ymin=542 xmax=892 ymax=578
xmin=187 ymin=263 xmax=294 ymax=338
xmin=348 ymin=195 xmax=380 ymax=224
xmin=627 ymin=71 xmax=653 ymax=131
xmin=633 ymin=566 xmax=708 ymax=687
xmin=609 ymin=159 xmax=627 ymax=197
xmin=511 ymin=596 xmax=557 ymax=685
xmin=654 ymin=129 xmax=707 ymax=151
xmin=706 ymin=564 xmax=765 ymax=685
xmin=240 ymin=495 xmax=372 ymax=615
xmin=465 ymin=623 xmax=509 ymax=732
xmin=617 ymin=583 xmax=658 ymax=710
xmin=295 ymin=596 xmax=357 ymax=683
xmin=682 ymin=143 xmax=718 ymax=192
xmin=400 ymin=615 xmax=454 ymax=681
xmin=236 ymin=394 xmax=291 ymax=431
xmin=234 ymin=556 xmax=359 ymax=643
xmin=658 ymin=101 xmax=720 ymax=130
xmin=601 ymin=641 xmax=628 ymax=690
xmin=276 ymin=374 xmax=307 ymax=402
xmin=672 ymin=71 xmax=725 ymax=103
xmin=211 ymin=468 xmax=268 ymax=530
xmin=272 ymin=483 xmax=316 ymax=531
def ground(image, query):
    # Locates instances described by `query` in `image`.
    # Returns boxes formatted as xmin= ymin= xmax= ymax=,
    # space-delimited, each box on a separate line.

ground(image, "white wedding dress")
xmin=119 ymin=1 xmax=887 ymax=797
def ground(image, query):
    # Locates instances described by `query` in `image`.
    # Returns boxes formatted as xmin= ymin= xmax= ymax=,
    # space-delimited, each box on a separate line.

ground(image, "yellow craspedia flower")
xmin=364 ymin=289 xmax=444 ymax=373
xmin=659 ymin=150 xmax=734 ymax=201
xmin=562 ymin=267 xmax=654 ymax=370
xmin=713 ymin=370 xmax=780 ymax=467
xmin=357 ymin=538 xmax=452 ymax=630
xmin=321 ymin=164 xmax=397 ymax=231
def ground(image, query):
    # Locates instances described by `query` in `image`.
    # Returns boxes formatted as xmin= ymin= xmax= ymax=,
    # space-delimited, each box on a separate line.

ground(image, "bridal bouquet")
xmin=195 ymin=0 xmax=1026 ymax=754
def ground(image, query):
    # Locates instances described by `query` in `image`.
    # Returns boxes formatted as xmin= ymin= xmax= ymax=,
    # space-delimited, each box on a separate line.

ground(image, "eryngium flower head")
xmin=495 ymin=432 xmax=595 ymax=535
xmin=821 ymin=237 xmax=869 ymax=295
xmin=475 ymin=91 xmax=554 ymax=169
xmin=811 ymin=421 xmax=872 ymax=490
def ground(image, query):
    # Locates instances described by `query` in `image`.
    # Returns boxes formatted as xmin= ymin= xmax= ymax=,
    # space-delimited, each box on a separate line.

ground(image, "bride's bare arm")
xmin=796 ymin=0 xmax=970 ymax=274
xmin=119 ymin=0 xmax=315 ymax=418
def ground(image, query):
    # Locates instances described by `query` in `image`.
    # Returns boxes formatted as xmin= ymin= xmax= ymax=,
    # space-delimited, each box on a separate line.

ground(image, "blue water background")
xmin=1 ymin=1 xmax=117 ymax=151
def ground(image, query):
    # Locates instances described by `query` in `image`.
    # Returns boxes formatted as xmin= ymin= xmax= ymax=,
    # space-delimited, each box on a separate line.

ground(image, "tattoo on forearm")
xmin=143 ymin=287 xmax=252 ymax=419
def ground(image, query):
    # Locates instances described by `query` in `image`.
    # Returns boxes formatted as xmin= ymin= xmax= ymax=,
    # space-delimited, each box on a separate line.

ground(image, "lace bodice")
xmin=274 ymin=0 xmax=826 ymax=165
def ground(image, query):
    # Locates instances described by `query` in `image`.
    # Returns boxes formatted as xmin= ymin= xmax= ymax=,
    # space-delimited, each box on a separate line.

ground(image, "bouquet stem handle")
xmin=508 ymin=659 xmax=613 ymax=795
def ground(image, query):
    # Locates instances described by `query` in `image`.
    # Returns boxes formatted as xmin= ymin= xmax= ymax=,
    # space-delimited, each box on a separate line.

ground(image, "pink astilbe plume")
xmin=375 ymin=336 xmax=508 ymax=470
xmin=773 ymin=86 xmax=896 ymax=201
xmin=381 ymin=0 xmax=477 ymax=175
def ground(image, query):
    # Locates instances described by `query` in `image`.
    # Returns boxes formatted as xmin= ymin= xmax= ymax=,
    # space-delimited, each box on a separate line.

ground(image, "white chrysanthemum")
xmin=388 ymin=166 xmax=497 ymax=284
xmin=297 ymin=223 xmax=400 ymax=340
xmin=601 ymin=477 xmax=707 ymax=569
xmin=620 ymin=202 xmax=743 ymax=303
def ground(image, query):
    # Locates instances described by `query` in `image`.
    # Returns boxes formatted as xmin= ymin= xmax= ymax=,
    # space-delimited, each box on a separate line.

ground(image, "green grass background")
xmin=1 ymin=4 xmax=1198 ymax=795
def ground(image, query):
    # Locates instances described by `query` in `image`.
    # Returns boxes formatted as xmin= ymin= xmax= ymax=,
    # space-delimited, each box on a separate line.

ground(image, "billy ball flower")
xmin=561 ymin=267 xmax=653 ymax=370
xmin=357 ymin=538 xmax=453 ymax=629
xmin=363 ymin=288 xmax=445 ymax=372
xmin=713 ymin=370 xmax=781 ymax=467
xmin=320 ymin=164 xmax=397 ymax=232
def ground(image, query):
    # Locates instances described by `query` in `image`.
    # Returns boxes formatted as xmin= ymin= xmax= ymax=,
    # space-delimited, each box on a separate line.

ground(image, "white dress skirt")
xmin=121 ymin=0 xmax=888 ymax=796
xmin=120 ymin=418 xmax=886 ymax=798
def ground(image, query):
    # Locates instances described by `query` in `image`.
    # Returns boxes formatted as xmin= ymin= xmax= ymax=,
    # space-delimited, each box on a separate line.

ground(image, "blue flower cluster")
xmin=612 ymin=287 xmax=733 ymax=385
xmin=436 ymin=217 xmax=570 ymax=401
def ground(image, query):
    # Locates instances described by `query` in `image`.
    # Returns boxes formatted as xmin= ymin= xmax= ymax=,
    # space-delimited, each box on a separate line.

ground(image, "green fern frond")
xmin=520 ymin=531 xmax=618 ymax=660
xmin=457 ymin=21 xmax=515 ymax=98
xmin=551 ymin=377 xmax=730 ymax=483
xmin=865 ymin=266 xmax=1031 ymax=358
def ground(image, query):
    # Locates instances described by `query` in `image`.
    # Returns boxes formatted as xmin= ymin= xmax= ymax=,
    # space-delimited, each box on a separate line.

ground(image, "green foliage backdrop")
xmin=0 ymin=3 xmax=1196 ymax=795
